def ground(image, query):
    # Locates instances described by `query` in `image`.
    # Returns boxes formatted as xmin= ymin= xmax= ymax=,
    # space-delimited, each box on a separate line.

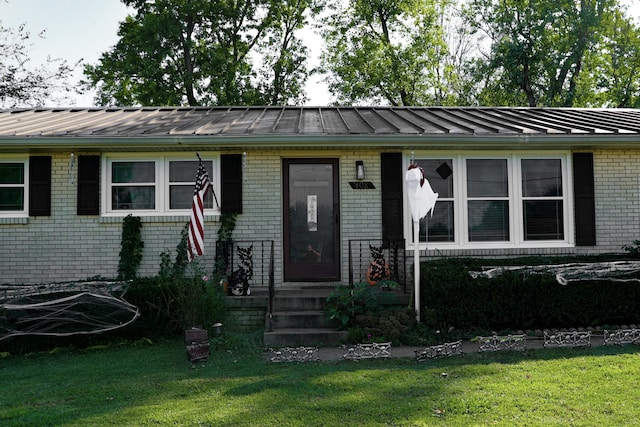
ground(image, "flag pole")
xmin=413 ymin=219 xmax=420 ymax=322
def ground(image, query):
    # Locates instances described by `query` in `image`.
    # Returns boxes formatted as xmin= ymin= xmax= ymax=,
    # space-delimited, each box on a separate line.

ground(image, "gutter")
xmin=1 ymin=133 xmax=640 ymax=152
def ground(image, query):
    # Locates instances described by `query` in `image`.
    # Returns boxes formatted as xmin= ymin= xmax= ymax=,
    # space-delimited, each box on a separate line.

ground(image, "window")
xmin=0 ymin=161 xmax=25 ymax=213
xmin=466 ymin=159 xmax=509 ymax=242
xmin=409 ymin=153 xmax=571 ymax=248
xmin=111 ymin=161 xmax=156 ymax=210
xmin=103 ymin=155 xmax=219 ymax=216
xmin=418 ymin=159 xmax=454 ymax=242
xmin=169 ymin=160 xmax=214 ymax=210
xmin=521 ymin=159 xmax=563 ymax=240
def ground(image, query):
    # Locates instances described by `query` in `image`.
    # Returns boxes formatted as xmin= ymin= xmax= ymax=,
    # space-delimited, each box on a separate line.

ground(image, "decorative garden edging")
xmin=543 ymin=331 xmax=591 ymax=348
xmin=266 ymin=346 xmax=320 ymax=362
xmin=478 ymin=334 xmax=527 ymax=352
xmin=342 ymin=342 xmax=392 ymax=360
xmin=415 ymin=340 xmax=464 ymax=361
xmin=603 ymin=328 xmax=640 ymax=345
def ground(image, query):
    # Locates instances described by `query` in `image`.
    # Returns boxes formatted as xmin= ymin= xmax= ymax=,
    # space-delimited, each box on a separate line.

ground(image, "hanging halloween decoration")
xmin=405 ymin=162 xmax=438 ymax=322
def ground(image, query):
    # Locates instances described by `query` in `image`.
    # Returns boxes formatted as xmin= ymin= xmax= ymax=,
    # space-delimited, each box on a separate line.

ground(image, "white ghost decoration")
xmin=405 ymin=165 xmax=438 ymax=222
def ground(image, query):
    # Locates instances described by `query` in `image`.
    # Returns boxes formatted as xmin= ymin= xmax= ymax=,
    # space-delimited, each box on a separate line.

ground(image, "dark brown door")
xmin=283 ymin=159 xmax=340 ymax=281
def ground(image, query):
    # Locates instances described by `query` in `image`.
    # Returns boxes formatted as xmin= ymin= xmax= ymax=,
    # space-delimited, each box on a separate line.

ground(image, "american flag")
xmin=187 ymin=161 xmax=211 ymax=262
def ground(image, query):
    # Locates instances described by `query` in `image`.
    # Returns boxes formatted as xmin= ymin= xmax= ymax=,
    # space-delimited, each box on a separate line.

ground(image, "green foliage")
xmin=0 ymin=20 xmax=78 ymax=108
xmin=325 ymin=282 xmax=399 ymax=328
xmin=213 ymin=212 xmax=237 ymax=277
xmin=622 ymin=240 xmax=640 ymax=257
xmin=126 ymin=275 xmax=226 ymax=337
xmin=83 ymin=0 xmax=315 ymax=106
xmin=348 ymin=307 xmax=417 ymax=344
xmin=422 ymin=256 xmax=640 ymax=332
xmin=117 ymin=214 xmax=144 ymax=280
xmin=465 ymin=0 xmax=640 ymax=107
xmin=130 ymin=224 xmax=228 ymax=336
xmin=320 ymin=0 xmax=452 ymax=106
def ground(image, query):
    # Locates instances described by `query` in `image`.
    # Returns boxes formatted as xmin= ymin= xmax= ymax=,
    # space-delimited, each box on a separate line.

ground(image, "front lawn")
xmin=1 ymin=338 xmax=639 ymax=426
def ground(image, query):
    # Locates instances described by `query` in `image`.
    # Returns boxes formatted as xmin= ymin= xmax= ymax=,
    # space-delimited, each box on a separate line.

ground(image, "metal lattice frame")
xmin=544 ymin=331 xmax=591 ymax=348
xmin=267 ymin=346 xmax=320 ymax=363
xmin=415 ymin=340 xmax=464 ymax=361
xmin=478 ymin=334 xmax=527 ymax=352
xmin=342 ymin=342 xmax=392 ymax=360
xmin=604 ymin=329 xmax=640 ymax=346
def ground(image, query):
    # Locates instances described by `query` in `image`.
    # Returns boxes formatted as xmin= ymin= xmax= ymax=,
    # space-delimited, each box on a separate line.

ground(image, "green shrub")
xmin=421 ymin=256 xmax=640 ymax=332
xmin=349 ymin=307 xmax=417 ymax=345
xmin=125 ymin=276 xmax=226 ymax=338
xmin=325 ymin=282 xmax=399 ymax=328
xmin=118 ymin=215 xmax=144 ymax=280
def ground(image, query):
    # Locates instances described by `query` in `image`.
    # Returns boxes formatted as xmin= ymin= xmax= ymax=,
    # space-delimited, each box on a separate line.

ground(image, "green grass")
xmin=1 ymin=338 xmax=640 ymax=426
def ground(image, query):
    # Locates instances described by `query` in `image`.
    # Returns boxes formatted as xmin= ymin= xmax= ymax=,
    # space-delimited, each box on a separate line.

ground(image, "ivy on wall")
xmin=118 ymin=214 xmax=144 ymax=280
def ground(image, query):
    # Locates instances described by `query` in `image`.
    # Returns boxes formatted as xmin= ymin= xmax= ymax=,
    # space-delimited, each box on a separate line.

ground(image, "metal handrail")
xmin=214 ymin=240 xmax=274 ymax=287
xmin=347 ymin=238 xmax=407 ymax=292
xmin=267 ymin=240 xmax=275 ymax=332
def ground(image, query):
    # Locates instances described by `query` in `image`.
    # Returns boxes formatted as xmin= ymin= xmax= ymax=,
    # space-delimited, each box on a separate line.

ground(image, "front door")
xmin=283 ymin=159 xmax=340 ymax=281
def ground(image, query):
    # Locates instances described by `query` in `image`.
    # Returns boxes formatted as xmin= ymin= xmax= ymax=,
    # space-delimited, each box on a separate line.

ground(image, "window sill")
xmin=0 ymin=216 xmax=28 ymax=225
xmin=99 ymin=214 xmax=220 ymax=224
xmin=407 ymin=241 xmax=574 ymax=251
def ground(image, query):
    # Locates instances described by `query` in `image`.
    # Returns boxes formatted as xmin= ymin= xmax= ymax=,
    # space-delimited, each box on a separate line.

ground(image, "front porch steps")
xmin=263 ymin=286 xmax=348 ymax=347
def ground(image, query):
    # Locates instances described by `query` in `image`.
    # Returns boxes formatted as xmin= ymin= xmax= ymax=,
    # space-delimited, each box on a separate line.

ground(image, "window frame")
xmin=405 ymin=151 xmax=573 ymax=249
xmin=0 ymin=156 xmax=29 ymax=217
xmin=102 ymin=153 xmax=221 ymax=217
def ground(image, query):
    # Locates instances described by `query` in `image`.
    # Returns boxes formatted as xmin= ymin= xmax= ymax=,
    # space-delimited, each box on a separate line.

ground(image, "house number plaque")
xmin=349 ymin=181 xmax=376 ymax=189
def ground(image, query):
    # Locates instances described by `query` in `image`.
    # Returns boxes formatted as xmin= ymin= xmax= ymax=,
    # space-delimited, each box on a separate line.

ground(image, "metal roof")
xmin=1 ymin=106 xmax=639 ymax=150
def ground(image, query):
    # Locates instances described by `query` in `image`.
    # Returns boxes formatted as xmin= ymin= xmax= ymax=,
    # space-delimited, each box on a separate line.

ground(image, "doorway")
xmin=283 ymin=159 xmax=340 ymax=281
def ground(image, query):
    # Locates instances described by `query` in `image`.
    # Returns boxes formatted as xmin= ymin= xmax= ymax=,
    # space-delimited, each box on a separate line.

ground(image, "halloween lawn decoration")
xmin=405 ymin=163 xmax=438 ymax=321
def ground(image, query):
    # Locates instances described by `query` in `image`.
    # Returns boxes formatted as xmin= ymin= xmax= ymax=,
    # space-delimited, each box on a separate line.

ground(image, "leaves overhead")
xmin=1 ymin=0 xmax=639 ymax=108
xmin=319 ymin=0 xmax=452 ymax=106
xmin=465 ymin=0 xmax=640 ymax=107
xmin=83 ymin=0 xmax=318 ymax=107
xmin=0 ymin=22 xmax=78 ymax=108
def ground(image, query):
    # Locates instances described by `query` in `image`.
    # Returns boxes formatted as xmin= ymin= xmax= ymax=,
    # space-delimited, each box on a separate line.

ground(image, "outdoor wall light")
xmin=355 ymin=160 xmax=365 ymax=180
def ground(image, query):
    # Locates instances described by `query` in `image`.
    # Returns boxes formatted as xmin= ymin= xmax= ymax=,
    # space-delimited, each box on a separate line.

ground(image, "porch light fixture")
xmin=355 ymin=160 xmax=365 ymax=180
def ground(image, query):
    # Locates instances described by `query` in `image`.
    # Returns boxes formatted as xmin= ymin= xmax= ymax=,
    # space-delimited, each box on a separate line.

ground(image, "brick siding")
xmin=1 ymin=149 xmax=637 ymax=284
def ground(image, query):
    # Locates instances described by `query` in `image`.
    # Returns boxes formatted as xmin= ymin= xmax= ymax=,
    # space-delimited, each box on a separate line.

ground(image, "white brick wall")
xmin=593 ymin=149 xmax=640 ymax=252
xmin=1 ymin=149 xmax=638 ymax=284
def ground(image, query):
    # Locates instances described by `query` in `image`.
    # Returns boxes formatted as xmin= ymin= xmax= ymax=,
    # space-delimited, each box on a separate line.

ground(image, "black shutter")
xmin=573 ymin=152 xmax=596 ymax=246
xmin=221 ymin=154 xmax=242 ymax=214
xmin=29 ymin=156 xmax=51 ymax=216
xmin=77 ymin=155 xmax=100 ymax=215
xmin=381 ymin=153 xmax=404 ymax=241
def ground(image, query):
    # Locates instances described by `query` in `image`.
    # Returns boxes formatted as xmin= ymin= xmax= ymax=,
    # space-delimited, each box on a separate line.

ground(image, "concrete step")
xmin=271 ymin=310 xmax=337 ymax=329
xmin=271 ymin=293 xmax=332 ymax=311
xmin=263 ymin=328 xmax=349 ymax=347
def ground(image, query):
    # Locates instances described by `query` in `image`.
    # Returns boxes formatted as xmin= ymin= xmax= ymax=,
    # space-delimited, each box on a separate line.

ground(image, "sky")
xmin=1 ymin=0 xmax=639 ymax=108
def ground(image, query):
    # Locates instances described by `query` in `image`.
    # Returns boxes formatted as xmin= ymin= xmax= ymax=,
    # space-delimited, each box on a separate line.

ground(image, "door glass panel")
xmin=288 ymin=163 xmax=335 ymax=269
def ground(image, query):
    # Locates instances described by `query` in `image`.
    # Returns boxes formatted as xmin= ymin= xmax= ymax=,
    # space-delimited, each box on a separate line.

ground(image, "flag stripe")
xmin=187 ymin=162 xmax=211 ymax=262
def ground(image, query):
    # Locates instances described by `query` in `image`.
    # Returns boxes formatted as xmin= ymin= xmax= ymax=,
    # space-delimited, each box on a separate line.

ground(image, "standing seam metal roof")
xmin=0 ymin=106 xmax=639 ymax=138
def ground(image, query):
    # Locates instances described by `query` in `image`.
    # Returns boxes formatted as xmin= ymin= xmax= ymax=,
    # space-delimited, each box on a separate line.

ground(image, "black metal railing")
xmin=348 ymin=239 xmax=407 ymax=293
xmin=214 ymin=239 xmax=275 ymax=331
xmin=214 ymin=240 xmax=274 ymax=289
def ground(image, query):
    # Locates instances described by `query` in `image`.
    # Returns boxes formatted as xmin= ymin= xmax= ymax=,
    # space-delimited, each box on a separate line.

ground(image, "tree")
xmin=466 ymin=0 xmax=640 ymax=107
xmin=581 ymin=6 xmax=640 ymax=107
xmin=0 ymin=21 xmax=77 ymax=108
xmin=319 ymin=0 xmax=452 ymax=106
xmin=83 ymin=0 xmax=318 ymax=107
xmin=256 ymin=0 xmax=321 ymax=105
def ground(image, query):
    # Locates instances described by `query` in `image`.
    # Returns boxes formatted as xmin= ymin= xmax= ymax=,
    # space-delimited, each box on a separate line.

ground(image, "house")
xmin=1 ymin=106 xmax=639 ymax=289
